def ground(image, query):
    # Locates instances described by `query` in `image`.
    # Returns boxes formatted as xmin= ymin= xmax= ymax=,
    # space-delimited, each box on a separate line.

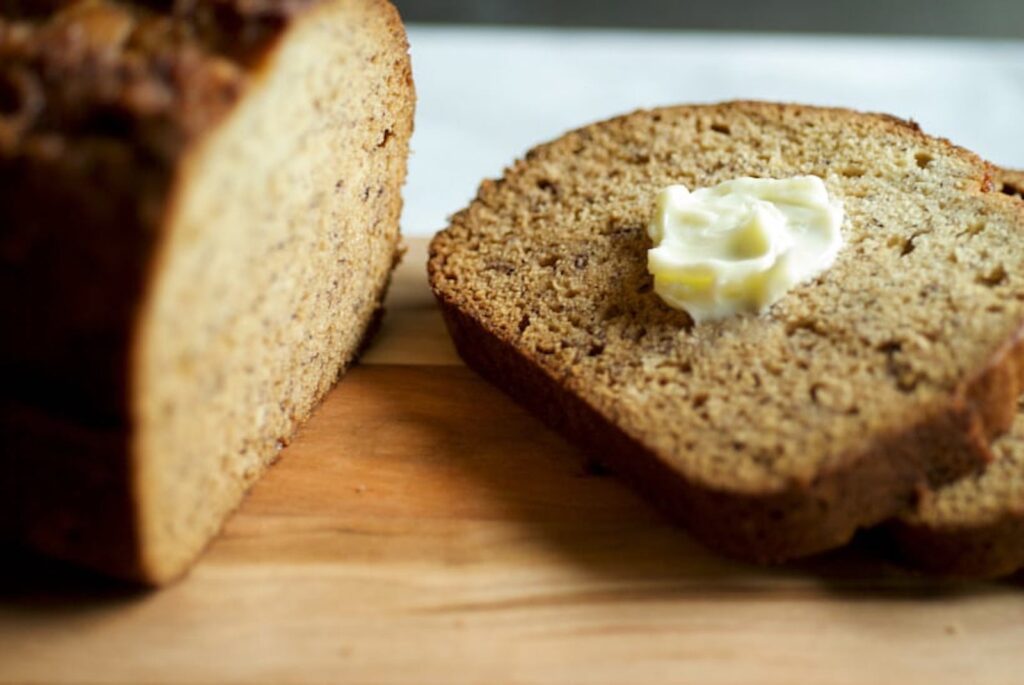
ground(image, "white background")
xmin=400 ymin=26 xmax=1024 ymax=236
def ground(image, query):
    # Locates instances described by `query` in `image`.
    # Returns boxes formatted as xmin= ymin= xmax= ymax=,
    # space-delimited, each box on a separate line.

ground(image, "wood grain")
xmin=1 ymin=238 xmax=1022 ymax=685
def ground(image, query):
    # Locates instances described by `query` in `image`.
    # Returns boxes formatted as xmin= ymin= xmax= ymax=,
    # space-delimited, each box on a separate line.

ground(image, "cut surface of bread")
xmin=0 ymin=0 xmax=414 ymax=583
xmin=429 ymin=102 xmax=1024 ymax=563
xmin=886 ymin=169 xmax=1024 ymax=579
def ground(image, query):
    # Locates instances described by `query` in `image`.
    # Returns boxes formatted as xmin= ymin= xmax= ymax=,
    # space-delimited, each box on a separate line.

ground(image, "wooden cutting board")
xmin=2 ymin=238 xmax=1022 ymax=685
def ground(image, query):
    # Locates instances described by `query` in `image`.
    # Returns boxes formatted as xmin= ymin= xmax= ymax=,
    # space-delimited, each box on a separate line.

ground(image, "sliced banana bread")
xmin=0 ymin=0 xmax=414 ymax=583
xmin=884 ymin=168 xmax=1024 ymax=578
xmin=428 ymin=101 xmax=1024 ymax=563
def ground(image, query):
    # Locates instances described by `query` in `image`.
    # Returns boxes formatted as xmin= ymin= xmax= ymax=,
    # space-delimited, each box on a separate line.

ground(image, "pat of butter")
xmin=647 ymin=176 xmax=844 ymax=323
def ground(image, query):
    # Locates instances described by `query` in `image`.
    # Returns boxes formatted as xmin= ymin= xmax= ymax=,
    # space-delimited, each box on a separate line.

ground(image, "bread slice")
xmin=0 ymin=0 xmax=414 ymax=583
xmin=884 ymin=169 xmax=1024 ymax=578
xmin=428 ymin=101 xmax=1024 ymax=563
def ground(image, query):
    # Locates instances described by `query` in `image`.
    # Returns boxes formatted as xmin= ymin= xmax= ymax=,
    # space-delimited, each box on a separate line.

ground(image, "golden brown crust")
xmin=429 ymin=101 xmax=1024 ymax=562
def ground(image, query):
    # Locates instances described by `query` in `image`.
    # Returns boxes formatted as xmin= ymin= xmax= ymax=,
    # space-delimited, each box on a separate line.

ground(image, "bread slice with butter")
xmin=428 ymin=101 xmax=1024 ymax=563
xmin=884 ymin=169 xmax=1024 ymax=578
xmin=0 ymin=0 xmax=414 ymax=583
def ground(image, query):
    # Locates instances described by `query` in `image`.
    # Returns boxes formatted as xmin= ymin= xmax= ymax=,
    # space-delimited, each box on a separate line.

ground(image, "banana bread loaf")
xmin=0 ymin=0 xmax=414 ymax=583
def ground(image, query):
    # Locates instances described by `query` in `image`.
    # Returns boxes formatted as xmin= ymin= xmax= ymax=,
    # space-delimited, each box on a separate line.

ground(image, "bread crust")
xmin=0 ymin=400 xmax=141 ymax=577
xmin=0 ymin=0 xmax=413 ymax=582
xmin=887 ymin=513 xmax=1024 ymax=579
xmin=429 ymin=102 xmax=1024 ymax=562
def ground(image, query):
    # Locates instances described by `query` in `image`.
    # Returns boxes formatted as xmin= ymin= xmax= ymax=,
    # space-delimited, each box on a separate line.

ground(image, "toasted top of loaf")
xmin=0 ymin=0 xmax=265 ymax=417
xmin=430 ymin=102 xmax=1024 ymax=500
xmin=0 ymin=0 xmax=305 ymax=159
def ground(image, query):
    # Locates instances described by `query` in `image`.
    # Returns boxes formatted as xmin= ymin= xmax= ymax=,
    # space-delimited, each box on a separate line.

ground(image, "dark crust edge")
xmin=886 ymin=515 xmax=1024 ymax=579
xmin=428 ymin=101 xmax=1024 ymax=562
xmin=0 ymin=399 xmax=142 ymax=580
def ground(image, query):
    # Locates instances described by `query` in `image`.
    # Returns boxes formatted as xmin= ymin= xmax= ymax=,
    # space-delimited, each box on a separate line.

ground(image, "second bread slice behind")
xmin=884 ymin=169 xmax=1024 ymax=578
